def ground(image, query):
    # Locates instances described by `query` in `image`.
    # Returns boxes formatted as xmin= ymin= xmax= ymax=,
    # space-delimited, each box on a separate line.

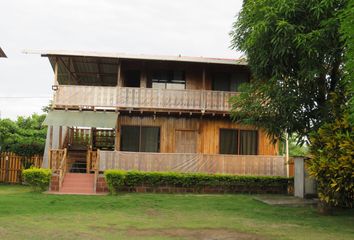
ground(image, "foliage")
xmin=22 ymin=167 xmax=52 ymax=192
xmin=307 ymin=112 xmax=354 ymax=208
xmin=230 ymin=0 xmax=348 ymax=142
xmin=0 ymin=114 xmax=47 ymax=156
xmin=340 ymin=0 xmax=354 ymax=121
xmin=279 ymin=134 xmax=309 ymax=157
xmin=104 ymin=170 xmax=292 ymax=193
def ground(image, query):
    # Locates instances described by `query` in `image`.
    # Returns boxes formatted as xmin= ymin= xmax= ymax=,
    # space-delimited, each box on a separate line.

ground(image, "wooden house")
xmin=29 ymin=50 xmax=286 ymax=193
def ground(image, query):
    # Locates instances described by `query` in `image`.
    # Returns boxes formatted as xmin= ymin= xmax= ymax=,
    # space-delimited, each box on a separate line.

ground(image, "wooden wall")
xmin=117 ymin=116 xmax=278 ymax=155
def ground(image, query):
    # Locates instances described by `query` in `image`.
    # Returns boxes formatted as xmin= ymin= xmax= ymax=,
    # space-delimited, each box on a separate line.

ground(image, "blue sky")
xmin=0 ymin=0 xmax=243 ymax=119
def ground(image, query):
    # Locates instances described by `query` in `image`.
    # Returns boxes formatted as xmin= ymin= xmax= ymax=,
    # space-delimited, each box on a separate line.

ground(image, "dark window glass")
xmin=124 ymin=70 xmax=140 ymax=87
xmin=151 ymin=70 xmax=185 ymax=89
xmin=219 ymin=129 xmax=238 ymax=154
xmin=120 ymin=125 xmax=160 ymax=152
xmin=120 ymin=126 xmax=140 ymax=152
xmin=231 ymin=72 xmax=249 ymax=92
xmin=240 ymin=130 xmax=258 ymax=155
xmin=140 ymin=127 xmax=160 ymax=152
xmin=212 ymin=72 xmax=231 ymax=91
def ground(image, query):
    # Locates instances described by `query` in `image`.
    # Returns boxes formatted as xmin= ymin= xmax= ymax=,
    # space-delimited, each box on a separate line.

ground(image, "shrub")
xmin=308 ymin=113 xmax=354 ymax=208
xmin=22 ymin=167 xmax=52 ymax=192
xmin=104 ymin=170 xmax=292 ymax=194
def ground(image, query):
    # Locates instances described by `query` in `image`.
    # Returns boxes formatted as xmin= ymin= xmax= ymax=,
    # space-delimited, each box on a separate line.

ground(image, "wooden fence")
xmin=0 ymin=152 xmax=43 ymax=183
xmin=99 ymin=151 xmax=287 ymax=176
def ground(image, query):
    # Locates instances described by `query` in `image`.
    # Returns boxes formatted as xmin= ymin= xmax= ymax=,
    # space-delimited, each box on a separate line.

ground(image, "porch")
xmin=48 ymin=148 xmax=287 ymax=193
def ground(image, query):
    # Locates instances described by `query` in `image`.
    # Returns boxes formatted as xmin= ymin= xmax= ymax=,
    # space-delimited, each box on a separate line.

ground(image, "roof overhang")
xmin=43 ymin=110 xmax=118 ymax=128
xmin=0 ymin=47 xmax=7 ymax=58
xmin=23 ymin=49 xmax=247 ymax=66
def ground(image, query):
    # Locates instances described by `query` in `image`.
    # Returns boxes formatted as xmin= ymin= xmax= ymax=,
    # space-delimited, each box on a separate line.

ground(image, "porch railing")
xmin=53 ymin=85 xmax=238 ymax=112
xmin=98 ymin=151 xmax=287 ymax=176
xmin=49 ymin=149 xmax=67 ymax=173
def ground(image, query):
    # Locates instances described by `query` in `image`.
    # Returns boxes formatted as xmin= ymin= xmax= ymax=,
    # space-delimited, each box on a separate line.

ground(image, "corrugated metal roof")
xmin=23 ymin=49 xmax=247 ymax=65
xmin=0 ymin=47 xmax=7 ymax=58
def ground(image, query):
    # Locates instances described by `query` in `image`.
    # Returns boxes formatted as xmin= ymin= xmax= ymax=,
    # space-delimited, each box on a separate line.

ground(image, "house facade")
xmin=30 ymin=50 xmax=286 ymax=193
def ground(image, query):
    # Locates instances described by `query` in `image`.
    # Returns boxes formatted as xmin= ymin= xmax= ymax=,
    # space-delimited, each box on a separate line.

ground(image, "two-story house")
xmin=28 ymin=50 xmax=286 ymax=194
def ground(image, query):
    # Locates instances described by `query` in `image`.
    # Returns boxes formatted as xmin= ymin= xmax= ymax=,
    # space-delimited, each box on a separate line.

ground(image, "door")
xmin=175 ymin=130 xmax=198 ymax=153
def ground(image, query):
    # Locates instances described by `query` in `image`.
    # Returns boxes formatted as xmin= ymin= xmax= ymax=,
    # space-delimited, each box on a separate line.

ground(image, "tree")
xmin=0 ymin=114 xmax=47 ymax=156
xmin=230 ymin=0 xmax=348 ymax=142
xmin=340 ymin=0 xmax=354 ymax=121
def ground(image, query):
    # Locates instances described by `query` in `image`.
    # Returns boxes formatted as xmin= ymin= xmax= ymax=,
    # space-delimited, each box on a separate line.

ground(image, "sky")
xmin=0 ymin=0 xmax=243 ymax=119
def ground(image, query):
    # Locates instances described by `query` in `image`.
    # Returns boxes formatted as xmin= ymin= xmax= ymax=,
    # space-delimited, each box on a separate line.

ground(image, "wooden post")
xmin=48 ymin=126 xmax=53 ymax=169
xmin=117 ymin=60 xmax=122 ymax=86
xmin=54 ymin=58 xmax=59 ymax=85
xmin=114 ymin=115 xmax=120 ymax=151
xmin=202 ymin=66 xmax=206 ymax=111
xmin=140 ymin=62 xmax=147 ymax=88
xmin=59 ymin=126 xmax=62 ymax=149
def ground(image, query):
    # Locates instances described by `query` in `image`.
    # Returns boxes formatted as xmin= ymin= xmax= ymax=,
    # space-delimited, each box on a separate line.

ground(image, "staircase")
xmin=67 ymin=148 xmax=87 ymax=173
xmin=60 ymin=173 xmax=95 ymax=194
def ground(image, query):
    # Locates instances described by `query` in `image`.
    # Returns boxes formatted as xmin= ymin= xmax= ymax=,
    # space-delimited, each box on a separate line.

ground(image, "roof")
xmin=23 ymin=49 xmax=247 ymax=66
xmin=0 ymin=47 xmax=7 ymax=58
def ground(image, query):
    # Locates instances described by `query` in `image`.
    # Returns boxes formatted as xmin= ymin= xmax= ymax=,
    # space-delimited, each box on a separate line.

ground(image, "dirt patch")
xmin=126 ymin=227 xmax=266 ymax=240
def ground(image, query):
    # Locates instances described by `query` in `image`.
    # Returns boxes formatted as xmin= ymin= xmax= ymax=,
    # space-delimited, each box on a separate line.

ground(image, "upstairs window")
xmin=219 ymin=129 xmax=258 ymax=155
xmin=212 ymin=72 xmax=249 ymax=92
xmin=151 ymin=70 xmax=186 ymax=90
xmin=124 ymin=70 xmax=141 ymax=87
xmin=120 ymin=125 xmax=160 ymax=152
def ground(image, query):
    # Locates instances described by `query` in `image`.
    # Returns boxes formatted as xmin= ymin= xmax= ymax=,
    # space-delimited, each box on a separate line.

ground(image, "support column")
xmin=117 ymin=60 xmax=122 ymax=86
xmin=114 ymin=114 xmax=120 ymax=151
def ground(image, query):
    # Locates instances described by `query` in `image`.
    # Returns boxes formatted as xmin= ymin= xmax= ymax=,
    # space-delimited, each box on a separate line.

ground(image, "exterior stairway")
xmin=59 ymin=173 xmax=95 ymax=194
xmin=67 ymin=148 xmax=87 ymax=173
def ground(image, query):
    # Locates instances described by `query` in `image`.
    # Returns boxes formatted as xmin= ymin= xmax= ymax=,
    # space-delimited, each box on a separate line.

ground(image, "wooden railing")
xmin=86 ymin=149 xmax=98 ymax=173
xmin=98 ymin=151 xmax=287 ymax=176
xmin=54 ymin=85 xmax=238 ymax=112
xmin=93 ymin=149 xmax=100 ymax=192
xmin=49 ymin=149 xmax=67 ymax=173
xmin=58 ymin=148 xmax=67 ymax=190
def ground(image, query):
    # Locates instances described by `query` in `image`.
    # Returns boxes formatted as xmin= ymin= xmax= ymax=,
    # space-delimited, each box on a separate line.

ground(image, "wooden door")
xmin=175 ymin=130 xmax=198 ymax=153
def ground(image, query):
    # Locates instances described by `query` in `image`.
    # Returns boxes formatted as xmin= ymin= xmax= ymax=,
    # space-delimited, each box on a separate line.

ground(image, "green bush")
xmin=104 ymin=170 xmax=292 ymax=194
xmin=308 ymin=113 xmax=354 ymax=208
xmin=22 ymin=167 xmax=52 ymax=192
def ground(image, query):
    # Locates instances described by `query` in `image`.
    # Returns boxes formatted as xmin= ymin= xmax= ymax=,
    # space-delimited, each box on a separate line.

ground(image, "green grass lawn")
xmin=0 ymin=184 xmax=353 ymax=240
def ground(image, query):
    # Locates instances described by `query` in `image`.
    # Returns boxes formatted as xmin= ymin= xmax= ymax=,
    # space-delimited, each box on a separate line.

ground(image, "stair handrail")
xmin=58 ymin=148 xmax=68 ymax=190
xmin=93 ymin=149 xmax=100 ymax=192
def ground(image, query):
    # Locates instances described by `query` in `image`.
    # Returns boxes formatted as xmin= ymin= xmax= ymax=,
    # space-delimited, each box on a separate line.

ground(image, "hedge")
xmin=22 ymin=167 xmax=52 ymax=192
xmin=104 ymin=170 xmax=293 ymax=194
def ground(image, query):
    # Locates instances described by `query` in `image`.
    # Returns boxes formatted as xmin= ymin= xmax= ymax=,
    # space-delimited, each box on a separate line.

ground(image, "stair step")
xmin=59 ymin=173 xmax=95 ymax=194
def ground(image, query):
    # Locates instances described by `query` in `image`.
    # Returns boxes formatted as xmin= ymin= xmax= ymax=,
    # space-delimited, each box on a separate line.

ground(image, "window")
xmin=219 ymin=129 xmax=238 ymax=154
xmin=219 ymin=129 xmax=258 ymax=155
xmin=240 ymin=130 xmax=258 ymax=155
xmin=120 ymin=125 xmax=160 ymax=152
xmin=212 ymin=72 xmax=250 ymax=92
xmin=151 ymin=70 xmax=186 ymax=89
xmin=124 ymin=70 xmax=140 ymax=87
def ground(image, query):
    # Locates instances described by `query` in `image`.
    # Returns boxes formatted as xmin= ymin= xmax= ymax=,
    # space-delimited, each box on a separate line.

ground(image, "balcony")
xmin=53 ymin=85 xmax=239 ymax=113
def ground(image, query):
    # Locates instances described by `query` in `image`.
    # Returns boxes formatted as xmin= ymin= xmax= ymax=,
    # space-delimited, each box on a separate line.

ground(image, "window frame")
xmin=120 ymin=125 xmax=161 ymax=152
xmin=219 ymin=128 xmax=258 ymax=155
xmin=151 ymin=70 xmax=186 ymax=90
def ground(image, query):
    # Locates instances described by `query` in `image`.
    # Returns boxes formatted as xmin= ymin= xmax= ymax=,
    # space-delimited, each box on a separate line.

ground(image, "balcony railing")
xmin=98 ymin=151 xmax=287 ymax=176
xmin=53 ymin=85 xmax=238 ymax=112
